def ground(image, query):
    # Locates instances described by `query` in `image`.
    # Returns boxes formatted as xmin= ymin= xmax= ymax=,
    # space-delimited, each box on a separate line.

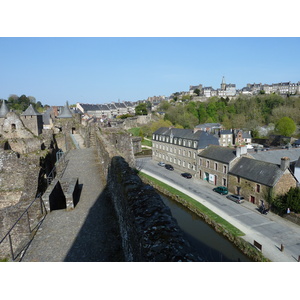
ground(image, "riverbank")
xmin=139 ymin=171 xmax=271 ymax=262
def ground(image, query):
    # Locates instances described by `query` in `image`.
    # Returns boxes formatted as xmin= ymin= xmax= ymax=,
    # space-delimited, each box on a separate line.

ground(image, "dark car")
xmin=226 ymin=194 xmax=244 ymax=204
xmin=213 ymin=186 xmax=228 ymax=195
xmin=165 ymin=164 xmax=174 ymax=171
xmin=181 ymin=172 xmax=192 ymax=179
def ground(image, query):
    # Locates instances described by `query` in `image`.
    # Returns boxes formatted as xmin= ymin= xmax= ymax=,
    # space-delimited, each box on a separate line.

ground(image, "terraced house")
xmin=198 ymin=145 xmax=252 ymax=187
xmin=152 ymin=127 xmax=219 ymax=175
xmin=198 ymin=145 xmax=298 ymax=206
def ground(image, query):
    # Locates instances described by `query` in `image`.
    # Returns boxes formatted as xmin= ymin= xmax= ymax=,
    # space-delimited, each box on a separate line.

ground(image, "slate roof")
xmin=42 ymin=107 xmax=52 ymax=125
xmin=229 ymin=157 xmax=284 ymax=187
xmin=198 ymin=145 xmax=237 ymax=163
xmin=0 ymin=100 xmax=9 ymax=117
xmin=113 ymin=103 xmax=127 ymax=108
xmin=57 ymin=102 xmax=73 ymax=118
xmin=220 ymin=130 xmax=232 ymax=135
xmin=21 ymin=104 xmax=41 ymax=116
xmin=153 ymin=127 xmax=219 ymax=149
xmin=252 ymin=148 xmax=300 ymax=164
xmin=79 ymin=103 xmax=110 ymax=111
xmin=295 ymin=157 xmax=300 ymax=168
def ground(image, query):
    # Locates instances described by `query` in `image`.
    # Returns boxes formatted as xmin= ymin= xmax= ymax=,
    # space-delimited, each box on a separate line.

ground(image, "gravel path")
xmin=21 ymin=147 xmax=124 ymax=262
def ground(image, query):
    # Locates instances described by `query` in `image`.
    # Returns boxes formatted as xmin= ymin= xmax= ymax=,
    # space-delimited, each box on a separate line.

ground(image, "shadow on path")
xmin=64 ymin=186 xmax=125 ymax=262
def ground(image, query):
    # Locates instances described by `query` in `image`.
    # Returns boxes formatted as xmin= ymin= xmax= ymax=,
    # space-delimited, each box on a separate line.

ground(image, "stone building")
xmin=20 ymin=104 xmax=43 ymax=136
xmin=152 ymin=127 xmax=219 ymax=176
xmin=198 ymin=145 xmax=251 ymax=187
xmin=219 ymin=130 xmax=233 ymax=147
xmin=228 ymin=157 xmax=297 ymax=205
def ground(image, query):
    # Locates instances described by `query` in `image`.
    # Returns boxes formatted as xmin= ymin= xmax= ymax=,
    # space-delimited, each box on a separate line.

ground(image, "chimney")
xmin=280 ymin=157 xmax=290 ymax=171
xmin=236 ymin=146 xmax=247 ymax=158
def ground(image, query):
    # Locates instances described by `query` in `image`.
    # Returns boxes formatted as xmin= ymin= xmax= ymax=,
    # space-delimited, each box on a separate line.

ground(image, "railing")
xmin=70 ymin=133 xmax=80 ymax=149
xmin=0 ymin=194 xmax=47 ymax=261
xmin=47 ymin=149 xmax=68 ymax=186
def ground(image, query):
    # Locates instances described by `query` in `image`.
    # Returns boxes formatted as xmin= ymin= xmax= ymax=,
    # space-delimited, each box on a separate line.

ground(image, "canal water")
xmin=159 ymin=193 xmax=252 ymax=262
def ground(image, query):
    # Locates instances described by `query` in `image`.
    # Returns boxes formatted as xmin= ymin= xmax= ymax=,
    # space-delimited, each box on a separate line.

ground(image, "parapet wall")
xmin=107 ymin=156 xmax=201 ymax=261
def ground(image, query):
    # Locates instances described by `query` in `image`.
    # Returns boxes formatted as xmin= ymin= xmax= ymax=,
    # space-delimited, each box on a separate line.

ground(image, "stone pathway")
xmin=21 ymin=147 xmax=124 ymax=262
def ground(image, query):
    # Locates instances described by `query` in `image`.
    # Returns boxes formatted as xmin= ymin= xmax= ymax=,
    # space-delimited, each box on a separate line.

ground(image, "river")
xmin=159 ymin=193 xmax=252 ymax=262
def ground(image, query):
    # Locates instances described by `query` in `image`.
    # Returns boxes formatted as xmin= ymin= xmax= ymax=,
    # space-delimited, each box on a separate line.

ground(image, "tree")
xmin=194 ymin=88 xmax=200 ymax=96
xmin=135 ymin=103 xmax=148 ymax=115
xmin=275 ymin=117 xmax=296 ymax=136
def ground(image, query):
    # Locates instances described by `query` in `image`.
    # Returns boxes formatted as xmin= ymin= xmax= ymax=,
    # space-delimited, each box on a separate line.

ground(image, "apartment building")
xmin=152 ymin=127 xmax=219 ymax=176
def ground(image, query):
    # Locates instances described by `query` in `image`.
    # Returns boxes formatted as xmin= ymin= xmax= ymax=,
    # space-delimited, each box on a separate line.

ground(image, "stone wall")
xmin=107 ymin=156 xmax=201 ymax=261
xmin=86 ymin=124 xmax=201 ymax=261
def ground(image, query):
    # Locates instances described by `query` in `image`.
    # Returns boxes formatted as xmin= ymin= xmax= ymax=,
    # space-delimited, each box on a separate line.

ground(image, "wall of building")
xmin=273 ymin=171 xmax=297 ymax=196
xmin=152 ymin=141 xmax=199 ymax=175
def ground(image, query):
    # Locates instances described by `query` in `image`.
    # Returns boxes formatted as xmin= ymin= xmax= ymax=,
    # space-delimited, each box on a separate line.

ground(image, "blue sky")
xmin=0 ymin=37 xmax=299 ymax=106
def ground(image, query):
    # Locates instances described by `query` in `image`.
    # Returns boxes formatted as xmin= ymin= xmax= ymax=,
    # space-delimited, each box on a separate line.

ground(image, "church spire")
xmin=221 ymin=76 xmax=226 ymax=90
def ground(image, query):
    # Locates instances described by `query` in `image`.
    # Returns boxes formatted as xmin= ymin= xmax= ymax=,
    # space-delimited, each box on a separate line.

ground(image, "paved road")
xmin=136 ymin=157 xmax=300 ymax=262
xmin=21 ymin=147 xmax=124 ymax=262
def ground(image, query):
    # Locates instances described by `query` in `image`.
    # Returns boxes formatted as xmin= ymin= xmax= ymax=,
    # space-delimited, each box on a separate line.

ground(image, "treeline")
xmin=158 ymin=94 xmax=300 ymax=137
xmin=2 ymin=94 xmax=47 ymax=113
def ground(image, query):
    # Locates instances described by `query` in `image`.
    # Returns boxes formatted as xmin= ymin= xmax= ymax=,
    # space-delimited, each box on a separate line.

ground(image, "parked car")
xmin=158 ymin=161 xmax=165 ymax=167
xmin=226 ymin=194 xmax=244 ymax=204
xmin=213 ymin=186 xmax=228 ymax=195
xmin=181 ymin=172 xmax=192 ymax=179
xmin=165 ymin=164 xmax=174 ymax=171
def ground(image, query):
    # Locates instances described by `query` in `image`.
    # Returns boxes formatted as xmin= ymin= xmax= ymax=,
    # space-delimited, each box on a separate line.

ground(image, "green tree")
xmin=275 ymin=117 xmax=296 ymax=136
xmin=194 ymin=88 xmax=200 ymax=96
xmin=135 ymin=103 xmax=148 ymax=115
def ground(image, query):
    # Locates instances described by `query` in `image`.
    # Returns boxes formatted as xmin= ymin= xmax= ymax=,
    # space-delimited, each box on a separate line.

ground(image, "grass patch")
xmin=139 ymin=172 xmax=244 ymax=237
xmin=142 ymin=139 xmax=152 ymax=147
xmin=127 ymin=127 xmax=141 ymax=136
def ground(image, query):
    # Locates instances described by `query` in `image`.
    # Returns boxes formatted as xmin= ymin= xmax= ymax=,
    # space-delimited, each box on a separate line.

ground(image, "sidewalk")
xmin=21 ymin=147 xmax=124 ymax=262
xmin=141 ymin=169 xmax=299 ymax=262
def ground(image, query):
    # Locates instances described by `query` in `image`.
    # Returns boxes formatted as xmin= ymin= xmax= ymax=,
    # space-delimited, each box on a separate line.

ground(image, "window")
xmin=206 ymin=160 xmax=210 ymax=168
xmin=223 ymin=165 xmax=227 ymax=173
xmin=237 ymin=176 xmax=240 ymax=183
xmin=183 ymin=150 xmax=186 ymax=156
xmin=223 ymin=178 xmax=227 ymax=186
xmin=256 ymin=184 xmax=261 ymax=193
xmin=215 ymin=163 xmax=218 ymax=171
xmin=188 ymin=151 xmax=191 ymax=158
xmin=199 ymin=158 xmax=202 ymax=166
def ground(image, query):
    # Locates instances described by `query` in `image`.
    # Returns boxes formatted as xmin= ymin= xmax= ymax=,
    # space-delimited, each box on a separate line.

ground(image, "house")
xmin=234 ymin=130 xmax=252 ymax=146
xmin=294 ymin=157 xmax=300 ymax=185
xmin=194 ymin=123 xmax=223 ymax=134
xmin=228 ymin=157 xmax=297 ymax=205
xmin=76 ymin=103 xmax=112 ymax=119
xmin=219 ymin=130 xmax=233 ymax=147
xmin=152 ymin=127 xmax=219 ymax=175
xmin=197 ymin=145 xmax=251 ymax=187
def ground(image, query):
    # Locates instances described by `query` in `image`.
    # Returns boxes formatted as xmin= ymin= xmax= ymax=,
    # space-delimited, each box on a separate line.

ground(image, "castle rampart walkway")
xmin=21 ymin=147 xmax=124 ymax=262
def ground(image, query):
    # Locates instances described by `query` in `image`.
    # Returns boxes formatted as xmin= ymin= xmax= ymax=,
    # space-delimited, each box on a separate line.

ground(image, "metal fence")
xmin=47 ymin=149 xmax=68 ymax=186
xmin=0 ymin=194 xmax=47 ymax=261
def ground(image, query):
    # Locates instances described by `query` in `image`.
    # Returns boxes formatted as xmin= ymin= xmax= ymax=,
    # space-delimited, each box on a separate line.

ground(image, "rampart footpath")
xmin=20 ymin=128 xmax=205 ymax=262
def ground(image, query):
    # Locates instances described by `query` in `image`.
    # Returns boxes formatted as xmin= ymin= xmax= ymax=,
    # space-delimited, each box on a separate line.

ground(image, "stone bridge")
xmin=19 ymin=125 xmax=202 ymax=262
